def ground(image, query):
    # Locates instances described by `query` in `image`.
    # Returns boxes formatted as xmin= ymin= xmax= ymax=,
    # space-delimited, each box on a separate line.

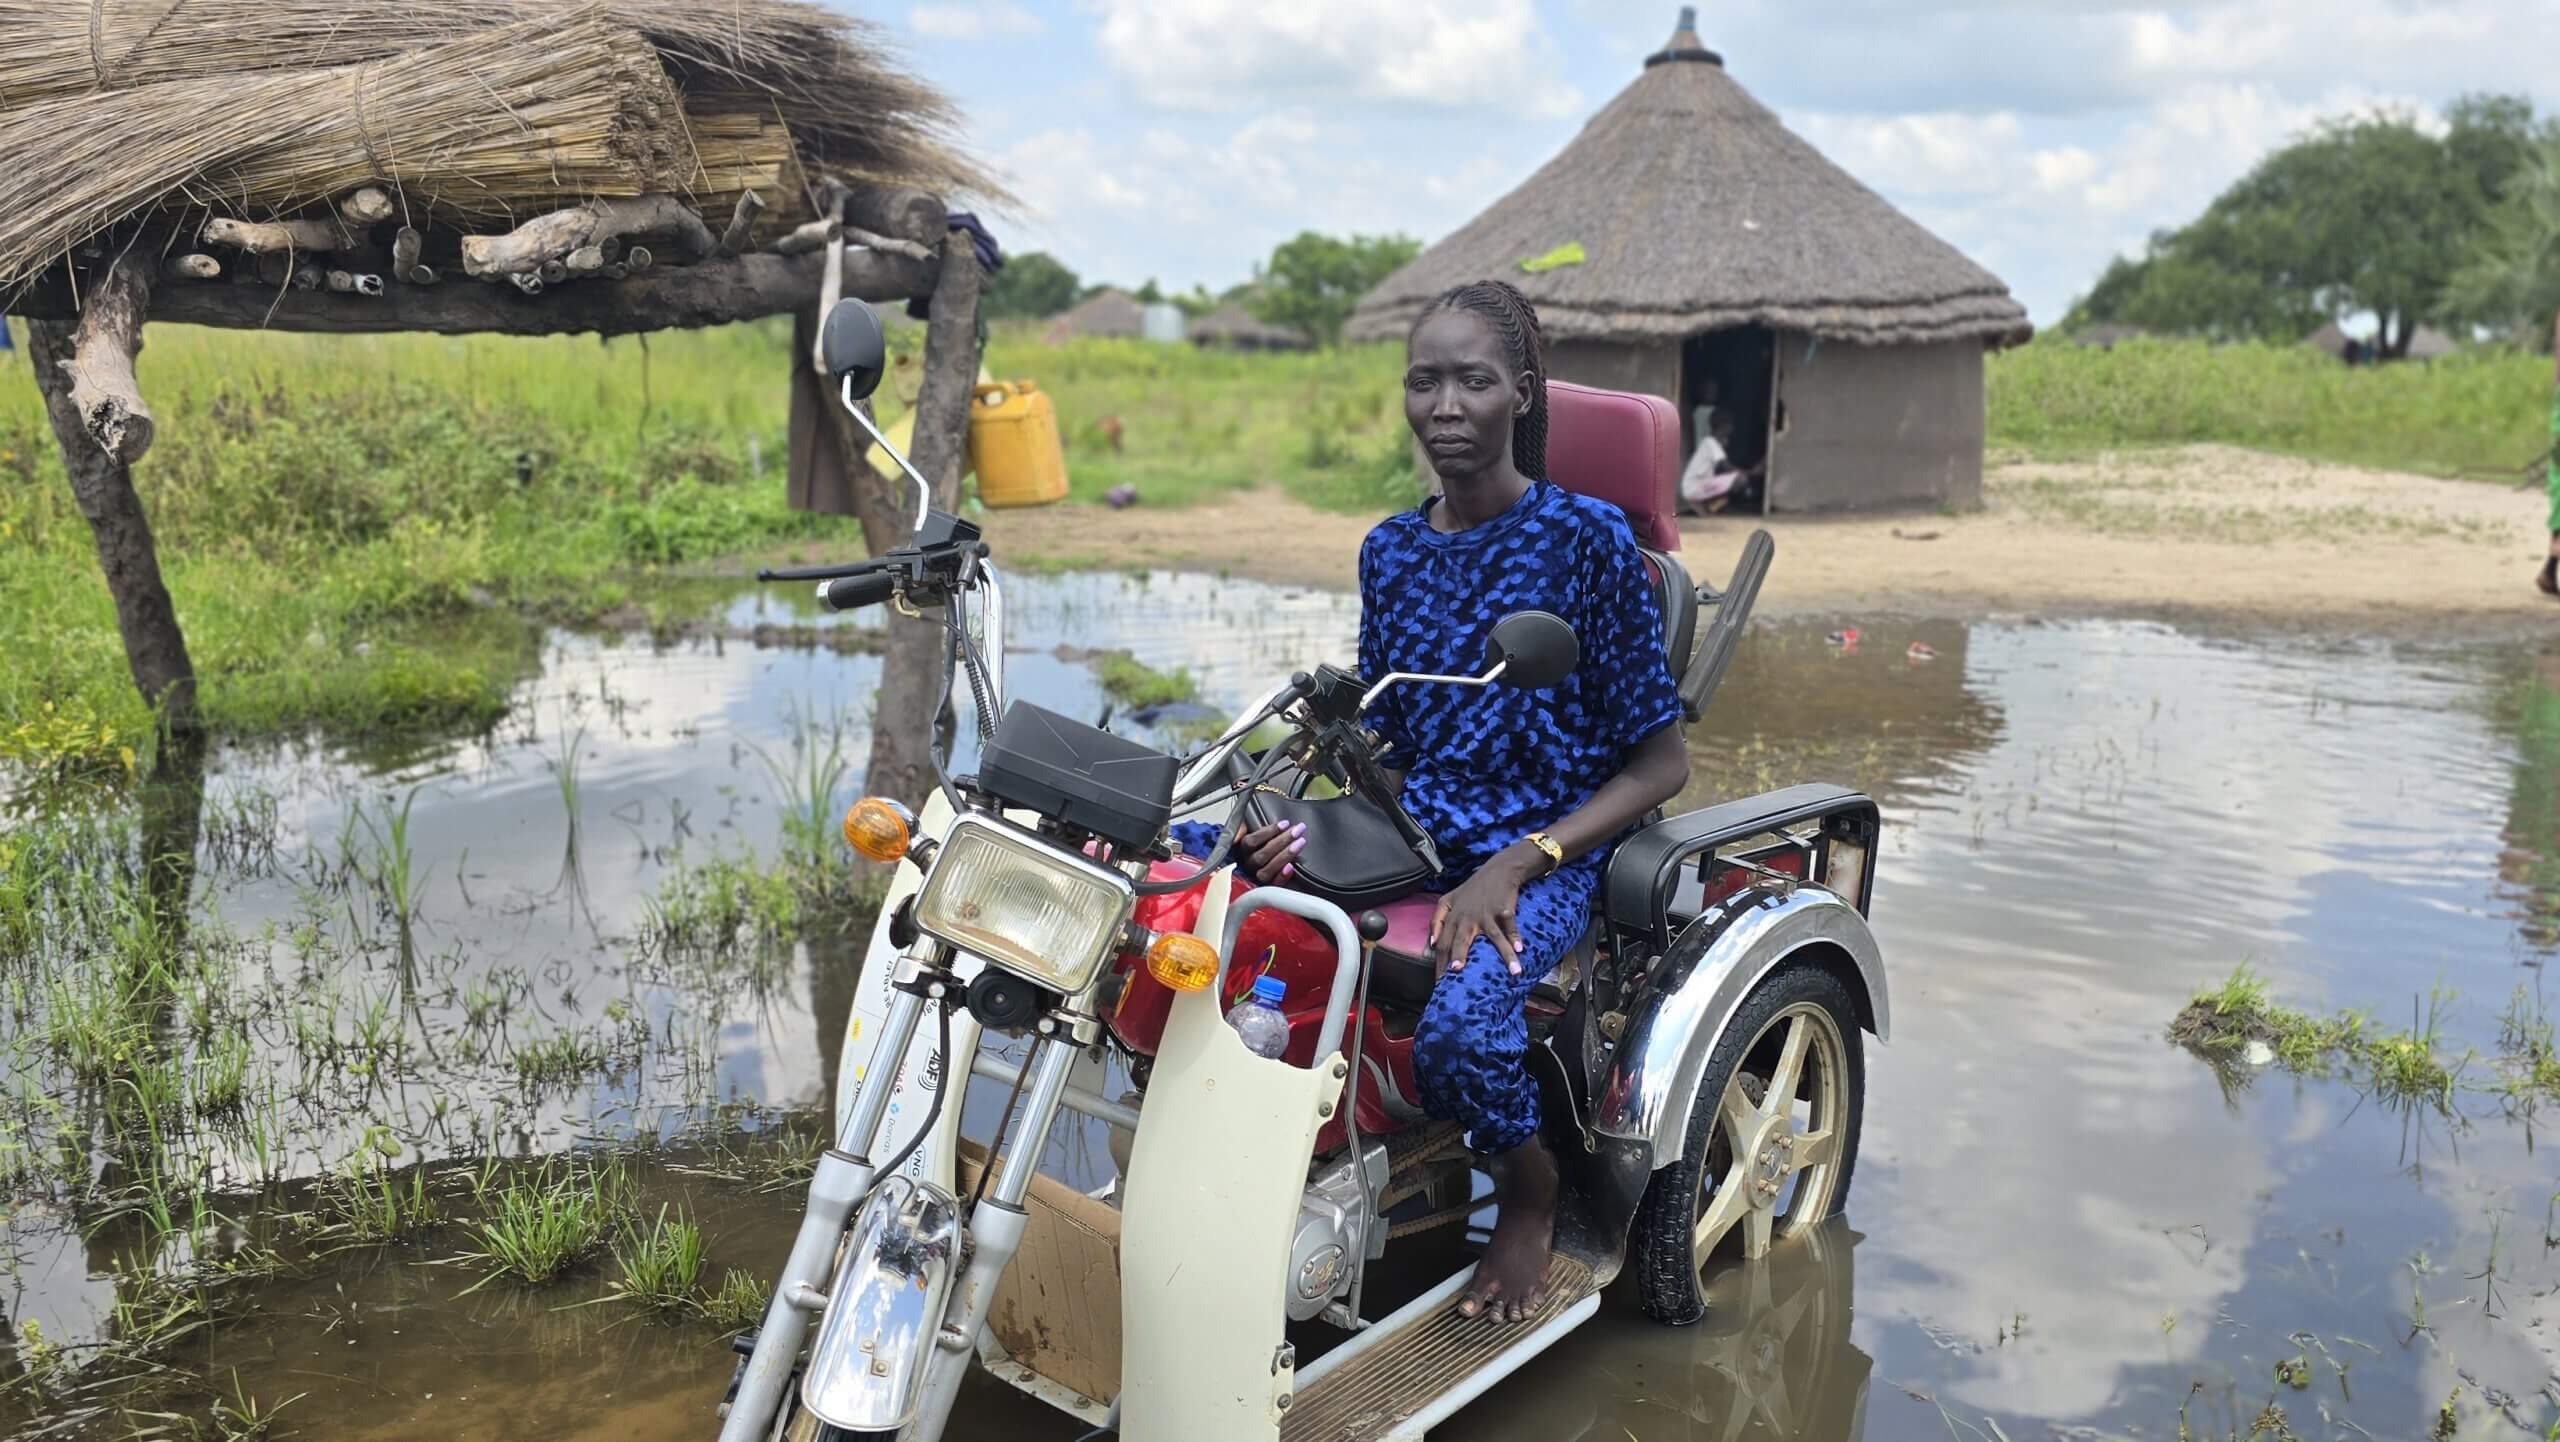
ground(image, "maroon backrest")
xmin=1545 ymin=379 xmax=1682 ymax=552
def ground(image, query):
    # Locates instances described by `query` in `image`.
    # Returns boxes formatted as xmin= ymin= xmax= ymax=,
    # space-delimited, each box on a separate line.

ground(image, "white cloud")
xmin=909 ymin=3 xmax=1043 ymax=40
xmin=1794 ymin=112 xmax=2026 ymax=199
xmin=989 ymin=107 xmax=1528 ymax=289
xmin=1090 ymin=0 xmax=1579 ymax=117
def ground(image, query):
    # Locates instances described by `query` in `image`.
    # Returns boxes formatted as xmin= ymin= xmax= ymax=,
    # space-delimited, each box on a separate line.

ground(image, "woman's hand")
xmin=1430 ymin=851 xmax=1538 ymax=975
xmin=1236 ymin=821 xmax=1305 ymax=885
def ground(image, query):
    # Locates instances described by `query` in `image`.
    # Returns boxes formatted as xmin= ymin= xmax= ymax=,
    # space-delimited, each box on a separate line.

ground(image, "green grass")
xmin=642 ymin=852 xmax=802 ymax=960
xmin=1986 ymin=334 xmax=2554 ymax=480
xmin=1090 ymin=649 xmax=1200 ymax=708
xmin=2169 ymin=963 xmax=2464 ymax=1108
xmin=0 ymin=318 xmax=856 ymax=770
xmin=512 ymin=1029 xmax=613 ymax=1088
xmin=600 ymin=1204 xmax=708 ymax=1316
xmin=453 ymin=1157 xmax=632 ymax=1289
xmin=983 ymin=330 xmax=1411 ymax=508
xmin=702 ymin=1266 xmax=771 ymax=1334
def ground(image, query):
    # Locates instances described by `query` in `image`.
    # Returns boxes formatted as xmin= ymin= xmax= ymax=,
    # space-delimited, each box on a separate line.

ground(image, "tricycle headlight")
xmin=912 ymin=813 xmax=1136 ymax=994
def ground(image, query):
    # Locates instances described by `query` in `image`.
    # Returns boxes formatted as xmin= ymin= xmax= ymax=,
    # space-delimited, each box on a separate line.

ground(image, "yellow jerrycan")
xmin=967 ymin=381 xmax=1069 ymax=508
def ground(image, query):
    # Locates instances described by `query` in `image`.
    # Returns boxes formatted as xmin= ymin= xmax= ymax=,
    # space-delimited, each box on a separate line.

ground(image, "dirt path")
xmin=980 ymin=445 xmax=2557 ymax=638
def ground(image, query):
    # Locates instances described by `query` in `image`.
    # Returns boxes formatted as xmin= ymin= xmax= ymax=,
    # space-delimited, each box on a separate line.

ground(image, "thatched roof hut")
xmin=1 ymin=0 xmax=1001 ymax=780
xmin=1347 ymin=7 xmax=2029 ymax=513
xmin=1189 ymin=301 xmax=1306 ymax=351
xmin=1043 ymin=287 xmax=1146 ymax=343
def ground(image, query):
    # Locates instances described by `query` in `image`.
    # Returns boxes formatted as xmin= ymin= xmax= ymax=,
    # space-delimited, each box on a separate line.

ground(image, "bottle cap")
xmin=1252 ymin=975 xmax=1287 ymax=1005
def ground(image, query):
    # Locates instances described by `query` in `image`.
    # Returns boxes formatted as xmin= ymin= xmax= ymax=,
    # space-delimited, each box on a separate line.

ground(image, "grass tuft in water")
xmin=353 ymin=786 xmax=430 ymax=928
xmin=1089 ymin=649 xmax=1199 ymax=709
xmin=453 ymin=1157 xmax=632 ymax=1290
xmin=702 ymin=1266 xmax=772 ymax=1334
xmin=513 ymin=1030 xmax=612 ymax=1088
xmin=642 ymin=853 xmax=802 ymax=966
xmin=2170 ymin=964 xmax=2465 ymax=1109
xmin=599 ymin=1203 xmax=708 ymax=1316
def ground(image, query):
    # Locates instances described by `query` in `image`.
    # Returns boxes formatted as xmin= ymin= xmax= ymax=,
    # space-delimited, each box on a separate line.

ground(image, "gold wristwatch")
xmin=1523 ymin=832 xmax=1565 ymax=874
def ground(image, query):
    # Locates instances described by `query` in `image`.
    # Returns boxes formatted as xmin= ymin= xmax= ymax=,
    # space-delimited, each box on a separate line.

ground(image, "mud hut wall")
xmin=1545 ymin=339 xmax=1681 ymax=410
xmin=1767 ymin=334 xmax=1983 ymax=513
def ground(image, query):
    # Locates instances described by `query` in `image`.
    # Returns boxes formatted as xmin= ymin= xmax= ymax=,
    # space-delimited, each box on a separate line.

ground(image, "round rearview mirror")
xmin=818 ymin=298 xmax=888 ymax=399
xmin=1484 ymin=610 xmax=1579 ymax=690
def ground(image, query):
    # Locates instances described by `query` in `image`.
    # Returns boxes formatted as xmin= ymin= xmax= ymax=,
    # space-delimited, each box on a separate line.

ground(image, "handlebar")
xmin=818 ymin=570 xmax=900 ymax=612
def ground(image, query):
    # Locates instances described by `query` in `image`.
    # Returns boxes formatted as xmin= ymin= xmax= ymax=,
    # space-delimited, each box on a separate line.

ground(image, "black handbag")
xmin=1226 ymin=753 xmax=1437 ymax=911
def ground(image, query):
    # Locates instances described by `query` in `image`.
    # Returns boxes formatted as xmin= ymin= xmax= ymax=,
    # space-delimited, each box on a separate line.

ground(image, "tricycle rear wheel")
xmin=1630 ymin=963 xmax=1864 ymax=1325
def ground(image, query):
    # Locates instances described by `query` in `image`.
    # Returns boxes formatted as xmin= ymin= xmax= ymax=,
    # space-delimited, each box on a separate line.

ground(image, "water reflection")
xmin=1457 ymin=1223 xmax=1870 ymax=1442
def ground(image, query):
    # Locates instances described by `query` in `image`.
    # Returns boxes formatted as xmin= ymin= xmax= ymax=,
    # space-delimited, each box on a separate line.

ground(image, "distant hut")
xmin=1189 ymin=301 xmax=1306 ymax=352
xmin=2303 ymin=320 xmax=2456 ymax=364
xmin=1042 ymin=287 xmax=1145 ymax=343
xmin=2303 ymin=321 xmax=2359 ymax=363
xmin=2404 ymin=324 xmax=2457 ymax=361
xmin=2069 ymin=323 xmax=2148 ymax=351
xmin=1346 ymin=7 xmax=2030 ymax=513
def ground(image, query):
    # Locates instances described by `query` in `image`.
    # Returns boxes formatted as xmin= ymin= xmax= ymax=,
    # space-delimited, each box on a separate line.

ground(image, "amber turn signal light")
xmin=1145 ymin=932 xmax=1220 ymax=993
xmin=842 ymin=796 xmax=915 ymax=863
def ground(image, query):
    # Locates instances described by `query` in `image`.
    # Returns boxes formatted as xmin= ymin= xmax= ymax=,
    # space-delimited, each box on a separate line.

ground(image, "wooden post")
xmin=861 ymin=228 xmax=983 ymax=809
xmin=25 ymin=256 xmax=197 ymax=732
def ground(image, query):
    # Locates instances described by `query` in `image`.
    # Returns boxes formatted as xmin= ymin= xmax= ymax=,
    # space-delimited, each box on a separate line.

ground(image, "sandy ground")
xmin=979 ymin=445 xmax=2559 ymax=639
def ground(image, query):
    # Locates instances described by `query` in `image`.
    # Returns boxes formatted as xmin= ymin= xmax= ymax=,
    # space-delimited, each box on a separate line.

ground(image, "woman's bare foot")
xmin=1456 ymin=1137 xmax=1557 ymax=1323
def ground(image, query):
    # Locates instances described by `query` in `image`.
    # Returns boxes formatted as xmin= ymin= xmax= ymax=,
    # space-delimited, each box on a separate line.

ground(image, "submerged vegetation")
xmin=2169 ymin=963 xmax=2560 ymax=1109
xmin=0 ymin=704 xmax=873 ymax=1432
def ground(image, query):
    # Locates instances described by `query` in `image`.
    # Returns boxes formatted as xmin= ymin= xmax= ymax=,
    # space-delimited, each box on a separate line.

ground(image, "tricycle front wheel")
xmin=1630 ymin=964 xmax=1864 ymax=1325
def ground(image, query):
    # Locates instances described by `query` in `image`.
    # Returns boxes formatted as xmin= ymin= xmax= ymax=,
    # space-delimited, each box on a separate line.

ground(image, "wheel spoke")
xmin=1763 ymin=1013 xmax=1810 ymax=1116
xmin=1694 ymin=1170 xmax=1751 ymax=1258
xmin=1718 ymin=1079 xmax=1757 ymax=1148
xmin=1792 ymin=1126 xmax=1839 ymax=1173
xmin=1743 ymin=1202 xmax=1774 ymax=1260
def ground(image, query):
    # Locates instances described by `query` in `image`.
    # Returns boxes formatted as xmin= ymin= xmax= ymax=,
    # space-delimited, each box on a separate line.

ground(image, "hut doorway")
xmin=1680 ymin=326 xmax=1776 ymax=505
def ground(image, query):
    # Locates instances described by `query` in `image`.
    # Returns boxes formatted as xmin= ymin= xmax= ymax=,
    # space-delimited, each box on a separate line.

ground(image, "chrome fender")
xmin=1596 ymin=886 xmax=1888 ymax=1168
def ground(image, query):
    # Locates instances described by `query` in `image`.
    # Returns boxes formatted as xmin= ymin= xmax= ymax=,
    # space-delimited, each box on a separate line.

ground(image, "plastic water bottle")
xmin=1227 ymin=976 xmax=1291 ymax=1060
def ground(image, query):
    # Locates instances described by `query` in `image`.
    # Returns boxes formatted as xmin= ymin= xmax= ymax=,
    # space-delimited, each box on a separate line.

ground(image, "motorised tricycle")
xmin=715 ymin=299 xmax=1888 ymax=1442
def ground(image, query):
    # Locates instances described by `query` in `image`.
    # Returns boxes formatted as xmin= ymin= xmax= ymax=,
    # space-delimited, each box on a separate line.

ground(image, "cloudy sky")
xmin=893 ymin=0 xmax=2560 ymax=326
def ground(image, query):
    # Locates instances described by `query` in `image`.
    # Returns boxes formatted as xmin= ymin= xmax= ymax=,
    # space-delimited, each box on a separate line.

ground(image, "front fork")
xmin=719 ymin=951 xmax=1085 ymax=1442
xmin=719 ymin=973 xmax=934 ymax=1442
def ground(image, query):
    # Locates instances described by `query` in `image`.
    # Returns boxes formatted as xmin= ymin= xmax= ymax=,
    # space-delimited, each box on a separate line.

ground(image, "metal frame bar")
xmin=970 ymin=1049 xmax=1140 ymax=1134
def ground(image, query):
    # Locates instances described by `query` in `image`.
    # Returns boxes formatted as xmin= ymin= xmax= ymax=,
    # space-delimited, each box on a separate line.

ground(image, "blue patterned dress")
xmin=1362 ymin=480 xmax=1683 ymax=1152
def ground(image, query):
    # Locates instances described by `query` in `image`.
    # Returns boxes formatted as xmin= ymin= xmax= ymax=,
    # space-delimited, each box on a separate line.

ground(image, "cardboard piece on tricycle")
xmin=955 ymin=1137 xmax=1124 ymax=1405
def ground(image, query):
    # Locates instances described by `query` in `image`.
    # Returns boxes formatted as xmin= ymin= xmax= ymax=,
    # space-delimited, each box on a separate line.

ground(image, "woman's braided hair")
xmin=1413 ymin=279 xmax=1550 ymax=479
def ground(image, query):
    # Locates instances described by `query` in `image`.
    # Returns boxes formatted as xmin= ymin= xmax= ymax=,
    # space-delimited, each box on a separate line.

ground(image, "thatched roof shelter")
xmin=1043 ymin=287 xmax=1146 ymax=343
xmin=1347 ymin=7 xmax=2028 ymax=513
xmin=1189 ymin=301 xmax=1306 ymax=351
xmin=2 ymin=0 xmax=1002 ymax=805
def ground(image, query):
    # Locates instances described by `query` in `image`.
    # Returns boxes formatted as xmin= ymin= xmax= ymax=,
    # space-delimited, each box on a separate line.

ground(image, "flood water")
xmin=6 ymin=572 xmax=2559 ymax=1441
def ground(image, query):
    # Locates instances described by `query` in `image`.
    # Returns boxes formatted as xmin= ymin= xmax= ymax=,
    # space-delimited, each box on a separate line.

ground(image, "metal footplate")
xmin=1281 ymin=1253 xmax=1600 ymax=1442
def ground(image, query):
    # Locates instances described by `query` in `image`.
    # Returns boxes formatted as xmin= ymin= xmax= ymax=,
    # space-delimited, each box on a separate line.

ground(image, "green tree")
xmin=2446 ymin=137 xmax=2560 ymax=346
xmin=982 ymin=251 xmax=1081 ymax=319
xmin=2070 ymin=98 xmax=2548 ymax=355
xmin=1250 ymin=231 xmax=1421 ymax=345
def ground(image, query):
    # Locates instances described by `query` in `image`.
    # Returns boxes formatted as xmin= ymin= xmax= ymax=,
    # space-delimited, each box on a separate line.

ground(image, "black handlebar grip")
xmin=819 ymin=571 xmax=899 ymax=612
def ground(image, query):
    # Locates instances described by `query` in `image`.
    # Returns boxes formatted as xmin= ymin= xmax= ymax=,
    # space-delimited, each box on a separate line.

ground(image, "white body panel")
xmin=1117 ymin=905 xmax=1340 ymax=1442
